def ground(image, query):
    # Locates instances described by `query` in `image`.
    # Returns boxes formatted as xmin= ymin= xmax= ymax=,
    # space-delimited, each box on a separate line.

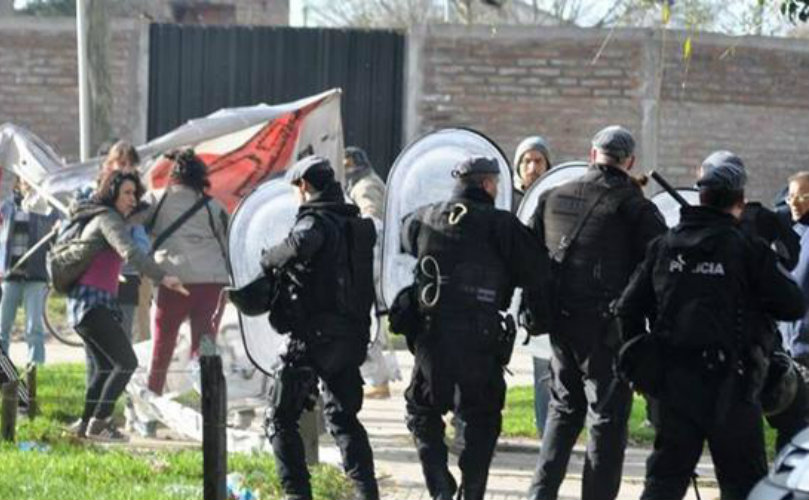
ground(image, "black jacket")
xmin=261 ymin=181 xmax=367 ymax=337
xmin=531 ymin=164 xmax=666 ymax=312
xmin=616 ymin=206 xmax=805 ymax=347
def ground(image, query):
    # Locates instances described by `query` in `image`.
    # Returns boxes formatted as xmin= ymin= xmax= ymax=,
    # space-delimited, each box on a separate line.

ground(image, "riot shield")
xmin=380 ymin=128 xmax=512 ymax=309
xmin=509 ymin=161 xmax=589 ymax=359
xmin=228 ymin=177 xmax=299 ymax=375
xmin=650 ymin=188 xmax=699 ymax=227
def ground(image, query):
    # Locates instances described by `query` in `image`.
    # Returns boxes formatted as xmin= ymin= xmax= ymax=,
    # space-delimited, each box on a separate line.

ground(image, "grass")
xmin=0 ymin=363 xmax=353 ymax=500
xmin=503 ymin=385 xmax=778 ymax=452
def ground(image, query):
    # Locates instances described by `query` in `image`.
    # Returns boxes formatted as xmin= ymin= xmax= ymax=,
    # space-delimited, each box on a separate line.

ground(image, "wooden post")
xmin=201 ymin=354 xmax=226 ymax=500
xmin=1 ymin=381 xmax=18 ymax=442
xmin=25 ymin=364 xmax=37 ymax=419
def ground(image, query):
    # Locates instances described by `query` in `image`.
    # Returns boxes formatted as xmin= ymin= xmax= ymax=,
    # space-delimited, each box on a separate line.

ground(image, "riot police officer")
xmin=260 ymin=156 xmax=379 ymax=500
xmin=400 ymin=156 xmax=550 ymax=500
xmin=707 ymin=151 xmax=808 ymax=452
xmin=615 ymin=155 xmax=806 ymax=500
xmin=528 ymin=125 xmax=666 ymax=500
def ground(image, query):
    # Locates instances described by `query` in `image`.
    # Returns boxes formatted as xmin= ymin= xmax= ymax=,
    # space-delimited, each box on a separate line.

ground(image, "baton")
xmin=650 ymin=171 xmax=691 ymax=208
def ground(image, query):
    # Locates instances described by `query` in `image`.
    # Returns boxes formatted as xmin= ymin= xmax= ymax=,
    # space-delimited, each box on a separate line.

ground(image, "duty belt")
xmin=418 ymin=255 xmax=498 ymax=308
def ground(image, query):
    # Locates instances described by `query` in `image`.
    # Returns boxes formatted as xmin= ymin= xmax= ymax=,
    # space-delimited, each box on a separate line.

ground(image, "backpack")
xmin=46 ymin=207 xmax=107 ymax=293
xmin=318 ymin=212 xmax=377 ymax=325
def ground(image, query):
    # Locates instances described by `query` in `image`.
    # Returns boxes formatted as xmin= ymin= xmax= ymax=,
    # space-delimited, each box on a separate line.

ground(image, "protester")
xmin=344 ymin=146 xmax=397 ymax=399
xmin=513 ymin=136 xmax=553 ymax=438
xmin=142 ymin=149 xmax=229 ymax=395
xmin=0 ymin=180 xmax=58 ymax=364
xmin=68 ymin=170 xmax=186 ymax=441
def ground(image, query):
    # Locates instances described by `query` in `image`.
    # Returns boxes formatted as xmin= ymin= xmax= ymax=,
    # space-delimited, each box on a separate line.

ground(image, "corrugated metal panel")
xmin=148 ymin=24 xmax=404 ymax=178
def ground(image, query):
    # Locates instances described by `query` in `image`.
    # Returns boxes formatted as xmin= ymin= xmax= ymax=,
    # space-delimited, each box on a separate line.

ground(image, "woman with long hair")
xmin=143 ymin=149 xmax=229 ymax=395
xmin=68 ymin=170 xmax=186 ymax=441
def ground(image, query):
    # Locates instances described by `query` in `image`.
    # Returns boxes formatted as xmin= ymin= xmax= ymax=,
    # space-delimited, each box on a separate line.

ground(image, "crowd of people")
xmin=2 ymin=124 xmax=809 ymax=500
xmin=243 ymin=125 xmax=809 ymax=500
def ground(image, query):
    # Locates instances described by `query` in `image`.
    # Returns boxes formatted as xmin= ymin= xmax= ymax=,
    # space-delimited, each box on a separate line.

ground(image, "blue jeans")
xmin=533 ymin=356 xmax=551 ymax=437
xmin=0 ymin=280 xmax=48 ymax=364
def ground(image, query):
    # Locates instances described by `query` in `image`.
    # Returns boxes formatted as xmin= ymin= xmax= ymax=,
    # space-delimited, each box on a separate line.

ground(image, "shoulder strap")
xmin=204 ymin=202 xmax=231 ymax=275
xmin=145 ymin=192 xmax=169 ymax=232
xmin=550 ymin=187 xmax=612 ymax=263
xmin=150 ymin=195 xmax=210 ymax=255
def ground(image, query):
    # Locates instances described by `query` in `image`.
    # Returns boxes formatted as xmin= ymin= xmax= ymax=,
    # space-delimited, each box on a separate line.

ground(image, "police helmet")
xmin=226 ymin=274 xmax=273 ymax=316
xmin=762 ymin=351 xmax=800 ymax=417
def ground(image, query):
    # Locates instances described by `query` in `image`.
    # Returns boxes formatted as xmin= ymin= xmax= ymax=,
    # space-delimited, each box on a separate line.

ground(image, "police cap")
xmin=697 ymin=150 xmax=747 ymax=191
xmin=285 ymin=155 xmax=335 ymax=190
xmin=591 ymin=125 xmax=635 ymax=162
xmin=451 ymin=156 xmax=500 ymax=178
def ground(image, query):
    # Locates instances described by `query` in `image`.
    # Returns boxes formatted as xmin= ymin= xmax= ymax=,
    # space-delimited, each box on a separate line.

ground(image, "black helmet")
xmin=226 ymin=274 xmax=273 ymax=316
xmin=762 ymin=351 xmax=800 ymax=417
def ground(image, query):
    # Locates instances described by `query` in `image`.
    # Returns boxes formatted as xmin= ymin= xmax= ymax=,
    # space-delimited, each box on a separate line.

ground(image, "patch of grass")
xmin=503 ymin=385 xmax=779 ymax=451
xmin=0 ymin=364 xmax=354 ymax=500
xmin=501 ymin=385 xmax=537 ymax=438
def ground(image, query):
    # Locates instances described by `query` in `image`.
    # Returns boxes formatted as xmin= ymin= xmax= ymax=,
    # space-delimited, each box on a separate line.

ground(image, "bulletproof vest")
xmin=542 ymin=174 xmax=638 ymax=307
xmin=651 ymin=224 xmax=749 ymax=349
xmin=413 ymin=200 xmax=510 ymax=315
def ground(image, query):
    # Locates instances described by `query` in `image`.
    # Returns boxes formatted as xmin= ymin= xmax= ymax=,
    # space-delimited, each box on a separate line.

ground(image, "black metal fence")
xmin=148 ymin=24 xmax=405 ymax=178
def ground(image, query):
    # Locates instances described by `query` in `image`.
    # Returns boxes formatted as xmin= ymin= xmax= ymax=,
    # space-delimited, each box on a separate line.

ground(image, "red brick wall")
xmin=409 ymin=26 xmax=809 ymax=202
xmin=0 ymin=18 xmax=146 ymax=162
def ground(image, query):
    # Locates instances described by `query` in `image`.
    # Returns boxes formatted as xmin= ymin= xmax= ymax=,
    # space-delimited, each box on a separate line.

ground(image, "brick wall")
xmin=407 ymin=26 xmax=809 ymax=202
xmin=0 ymin=18 xmax=147 ymax=162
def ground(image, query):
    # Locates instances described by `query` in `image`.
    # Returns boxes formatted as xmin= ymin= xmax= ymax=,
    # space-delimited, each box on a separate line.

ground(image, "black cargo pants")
xmin=528 ymin=313 xmax=631 ymax=500
xmin=265 ymin=338 xmax=379 ymax=500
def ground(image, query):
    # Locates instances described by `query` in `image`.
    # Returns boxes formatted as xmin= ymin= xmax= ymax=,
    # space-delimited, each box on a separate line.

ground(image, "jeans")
xmin=0 ymin=280 xmax=48 ymax=364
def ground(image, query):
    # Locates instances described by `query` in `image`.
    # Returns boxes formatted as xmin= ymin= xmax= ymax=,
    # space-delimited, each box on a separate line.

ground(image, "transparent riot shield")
xmin=650 ymin=188 xmax=699 ymax=227
xmin=228 ymin=178 xmax=299 ymax=375
xmin=380 ymin=128 xmax=512 ymax=309
xmin=509 ymin=161 xmax=589 ymax=359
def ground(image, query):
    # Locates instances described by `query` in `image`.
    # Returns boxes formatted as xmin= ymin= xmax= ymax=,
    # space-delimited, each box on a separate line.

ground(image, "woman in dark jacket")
xmin=68 ymin=170 xmax=186 ymax=441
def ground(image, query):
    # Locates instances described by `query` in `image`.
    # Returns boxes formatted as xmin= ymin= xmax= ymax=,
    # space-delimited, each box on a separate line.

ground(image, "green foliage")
xmin=18 ymin=0 xmax=76 ymax=16
xmin=502 ymin=385 xmax=777 ymax=453
xmin=782 ymin=0 xmax=809 ymax=22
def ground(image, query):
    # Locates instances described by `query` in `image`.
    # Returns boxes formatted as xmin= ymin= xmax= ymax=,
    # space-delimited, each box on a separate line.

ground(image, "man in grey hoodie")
xmin=513 ymin=136 xmax=554 ymax=439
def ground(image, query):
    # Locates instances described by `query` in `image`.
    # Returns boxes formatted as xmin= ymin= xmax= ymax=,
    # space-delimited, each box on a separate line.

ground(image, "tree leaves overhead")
xmin=781 ymin=0 xmax=809 ymax=22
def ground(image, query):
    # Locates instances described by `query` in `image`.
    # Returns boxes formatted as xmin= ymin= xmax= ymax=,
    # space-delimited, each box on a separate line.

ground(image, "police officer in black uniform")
xmin=527 ymin=126 xmax=666 ymax=500
xmin=260 ymin=156 xmax=379 ymax=500
xmin=400 ymin=156 xmax=550 ymax=500
xmin=706 ymin=151 xmax=809 ymax=452
xmin=615 ymin=155 xmax=806 ymax=500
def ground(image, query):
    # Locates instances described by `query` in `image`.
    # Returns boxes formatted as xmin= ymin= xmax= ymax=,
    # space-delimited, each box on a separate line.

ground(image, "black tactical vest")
xmin=651 ymin=221 xmax=749 ymax=349
xmin=542 ymin=169 xmax=639 ymax=308
xmin=413 ymin=199 xmax=510 ymax=316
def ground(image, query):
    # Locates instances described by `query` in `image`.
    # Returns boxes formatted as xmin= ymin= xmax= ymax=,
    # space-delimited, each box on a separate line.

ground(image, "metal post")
xmin=1 ymin=381 xmax=18 ymax=442
xmin=201 ymin=353 xmax=227 ymax=500
xmin=76 ymin=0 xmax=91 ymax=161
